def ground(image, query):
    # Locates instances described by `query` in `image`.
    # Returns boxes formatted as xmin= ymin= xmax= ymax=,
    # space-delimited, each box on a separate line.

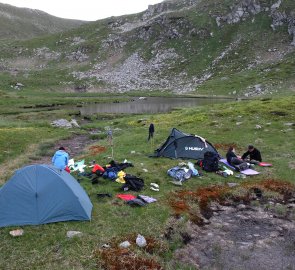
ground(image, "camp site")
xmin=1 ymin=96 xmax=295 ymax=269
xmin=1 ymin=0 xmax=295 ymax=269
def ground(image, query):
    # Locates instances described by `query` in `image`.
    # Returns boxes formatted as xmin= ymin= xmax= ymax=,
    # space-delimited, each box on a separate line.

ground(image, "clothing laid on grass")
xmin=167 ymin=166 xmax=193 ymax=182
xmin=116 ymin=194 xmax=136 ymax=201
xmin=219 ymin=159 xmax=260 ymax=175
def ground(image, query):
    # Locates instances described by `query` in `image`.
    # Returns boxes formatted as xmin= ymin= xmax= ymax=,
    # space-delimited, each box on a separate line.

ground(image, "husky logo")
xmin=185 ymin=147 xmax=204 ymax=151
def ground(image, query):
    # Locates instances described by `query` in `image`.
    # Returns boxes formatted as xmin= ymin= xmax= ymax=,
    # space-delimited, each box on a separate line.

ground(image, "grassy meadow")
xmin=0 ymin=91 xmax=294 ymax=269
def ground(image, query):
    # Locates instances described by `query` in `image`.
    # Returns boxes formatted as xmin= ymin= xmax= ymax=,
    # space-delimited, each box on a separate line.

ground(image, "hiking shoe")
xmin=150 ymin=187 xmax=160 ymax=192
xmin=150 ymin=183 xmax=159 ymax=189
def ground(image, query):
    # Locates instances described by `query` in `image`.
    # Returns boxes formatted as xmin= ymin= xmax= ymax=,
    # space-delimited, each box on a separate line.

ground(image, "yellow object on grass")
xmin=115 ymin=170 xmax=126 ymax=183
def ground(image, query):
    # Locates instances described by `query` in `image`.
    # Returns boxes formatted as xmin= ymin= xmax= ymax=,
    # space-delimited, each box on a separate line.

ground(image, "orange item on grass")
xmin=92 ymin=164 xmax=105 ymax=173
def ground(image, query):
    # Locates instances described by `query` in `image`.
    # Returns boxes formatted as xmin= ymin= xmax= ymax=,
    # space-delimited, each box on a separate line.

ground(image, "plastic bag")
xmin=188 ymin=162 xmax=199 ymax=176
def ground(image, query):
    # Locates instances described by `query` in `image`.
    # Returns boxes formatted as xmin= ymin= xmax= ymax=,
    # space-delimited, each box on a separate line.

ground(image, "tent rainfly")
xmin=154 ymin=128 xmax=219 ymax=160
xmin=0 ymin=164 xmax=92 ymax=228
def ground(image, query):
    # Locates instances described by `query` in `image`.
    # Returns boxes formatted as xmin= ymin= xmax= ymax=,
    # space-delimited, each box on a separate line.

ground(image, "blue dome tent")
xmin=0 ymin=164 xmax=92 ymax=227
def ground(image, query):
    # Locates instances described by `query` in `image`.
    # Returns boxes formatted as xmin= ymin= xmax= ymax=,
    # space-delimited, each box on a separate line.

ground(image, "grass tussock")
xmin=168 ymin=179 xmax=295 ymax=222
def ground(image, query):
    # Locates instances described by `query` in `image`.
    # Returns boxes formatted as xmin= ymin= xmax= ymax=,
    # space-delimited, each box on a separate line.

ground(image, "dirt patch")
xmin=32 ymin=134 xmax=96 ymax=165
xmin=168 ymin=180 xmax=295 ymax=269
xmin=88 ymin=145 xmax=107 ymax=156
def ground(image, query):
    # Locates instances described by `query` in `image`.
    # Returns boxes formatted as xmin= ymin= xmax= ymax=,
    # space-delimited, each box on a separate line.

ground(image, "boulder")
xmin=51 ymin=119 xmax=72 ymax=129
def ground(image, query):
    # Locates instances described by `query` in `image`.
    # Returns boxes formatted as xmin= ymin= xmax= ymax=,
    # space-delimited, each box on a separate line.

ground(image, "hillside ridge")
xmin=0 ymin=3 xmax=86 ymax=40
xmin=0 ymin=0 xmax=294 ymax=97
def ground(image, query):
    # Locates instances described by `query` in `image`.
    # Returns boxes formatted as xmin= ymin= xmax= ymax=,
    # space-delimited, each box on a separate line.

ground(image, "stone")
xmin=70 ymin=119 xmax=80 ymax=128
xmin=271 ymin=0 xmax=282 ymax=10
xmin=237 ymin=204 xmax=246 ymax=210
xmin=136 ymin=234 xmax=147 ymax=247
xmin=51 ymin=119 xmax=72 ymax=128
xmin=9 ymin=229 xmax=24 ymax=237
xmin=227 ymin=182 xmax=239 ymax=188
xmin=67 ymin=231 xmax=82 ymax=238
xmin=270 ymin=231 xmax=280 ymax=238
xmin=287 ymin=203 xmax=295 ymax=208
xmin=119 ymin=241 xmax=131 ymax=248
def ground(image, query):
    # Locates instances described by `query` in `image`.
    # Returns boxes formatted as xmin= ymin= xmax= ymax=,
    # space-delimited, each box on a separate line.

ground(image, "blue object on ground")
xmin=0 ymin=164 xmax=92 ymax=227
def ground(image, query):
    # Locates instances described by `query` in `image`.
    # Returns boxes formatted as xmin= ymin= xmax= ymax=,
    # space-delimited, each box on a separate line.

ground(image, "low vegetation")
xmin=0 ymin=92 xmax=294 ymax=269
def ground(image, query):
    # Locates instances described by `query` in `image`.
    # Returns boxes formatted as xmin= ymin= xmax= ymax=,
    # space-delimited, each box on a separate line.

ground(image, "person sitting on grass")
xmin=242 ymin=145 xmax=262 ymax=164
xmin=52 ymin=146 xmax=70 ymax=172
xmin=226 ymin=146 xmax=251 ymax=171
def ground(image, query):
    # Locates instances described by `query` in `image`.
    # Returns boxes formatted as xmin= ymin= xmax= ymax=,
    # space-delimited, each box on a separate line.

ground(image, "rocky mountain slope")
xmin=0 ymin=3 xmax=85 ymax=40
xmin=0 ymin=0 xmax=294 ymax=97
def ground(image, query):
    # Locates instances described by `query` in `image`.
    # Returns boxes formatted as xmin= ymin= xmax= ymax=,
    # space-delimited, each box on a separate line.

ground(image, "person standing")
xmin=242 ymin=145 xmax=262 ymax=164
xmin=52 ymin=146 xmax=69 ymax=171
xmin=148 ymin=123 xmax=155 ymax=141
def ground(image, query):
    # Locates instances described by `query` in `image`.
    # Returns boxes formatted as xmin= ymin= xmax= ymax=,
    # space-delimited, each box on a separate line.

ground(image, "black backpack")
xmin=202 ymin=151 xmax=219 ymax=172
xmin=121 ymin=175 xmax=144 ymax=191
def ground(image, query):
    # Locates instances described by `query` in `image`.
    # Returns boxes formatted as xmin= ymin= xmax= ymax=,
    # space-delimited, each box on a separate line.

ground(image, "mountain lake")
xmin=79 ymin=96 xmax=233 ymax=115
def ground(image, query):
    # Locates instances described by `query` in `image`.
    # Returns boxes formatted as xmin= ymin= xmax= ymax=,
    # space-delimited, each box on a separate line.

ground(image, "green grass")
xmin=0 ymin=94 xmax=294 ymax=269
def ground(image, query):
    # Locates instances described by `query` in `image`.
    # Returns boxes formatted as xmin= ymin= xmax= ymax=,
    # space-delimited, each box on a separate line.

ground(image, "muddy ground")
xmin=171 ymin=199 xmax=295 ymax=270
xmin=32 ymin=134 xmax=95 ymax=165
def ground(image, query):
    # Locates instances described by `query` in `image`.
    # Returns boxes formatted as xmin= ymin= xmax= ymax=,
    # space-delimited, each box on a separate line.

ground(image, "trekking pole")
xmin=111 ymin=136 xmax=114 ymax=160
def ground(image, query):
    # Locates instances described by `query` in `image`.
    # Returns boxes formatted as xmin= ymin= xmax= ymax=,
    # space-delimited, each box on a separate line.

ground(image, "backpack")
xmin=121 ymin=175 xmax=144 ymax=191
xmin=202 ymin=151 xmax=219 ymax=172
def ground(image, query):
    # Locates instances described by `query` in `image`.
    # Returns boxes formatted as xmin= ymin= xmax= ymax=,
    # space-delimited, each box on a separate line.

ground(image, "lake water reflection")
xmin=79 ymin=97 xmax=231 ymax=115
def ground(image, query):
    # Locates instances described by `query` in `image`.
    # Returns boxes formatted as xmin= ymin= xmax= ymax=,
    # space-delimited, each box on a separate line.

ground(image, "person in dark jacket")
xmin=148 ymin=123 xmax=155 ymax=141
xmin=226 ymin=146 xmax=250 ymax=171
xmin=242 ymin=145 xmax=262 ymax=164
